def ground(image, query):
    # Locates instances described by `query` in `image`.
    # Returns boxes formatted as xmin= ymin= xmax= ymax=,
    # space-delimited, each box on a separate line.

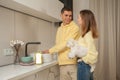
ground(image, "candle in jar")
xmin=35 ymin=52 xmax=42 ymax=64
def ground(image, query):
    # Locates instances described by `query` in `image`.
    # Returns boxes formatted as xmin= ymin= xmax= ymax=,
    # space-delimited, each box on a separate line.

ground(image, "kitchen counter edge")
xmin=0 ymin=60 xmax=58 ymax=80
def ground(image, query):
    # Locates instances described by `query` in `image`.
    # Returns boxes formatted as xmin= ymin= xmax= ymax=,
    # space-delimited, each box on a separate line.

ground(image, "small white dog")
xmin=67 ymin=39 xmax=87 ymax=58
xmin=67 ymin=39 xmax=95 ymax=72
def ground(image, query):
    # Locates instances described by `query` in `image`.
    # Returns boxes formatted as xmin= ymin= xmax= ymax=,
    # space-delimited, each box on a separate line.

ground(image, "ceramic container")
xmin=20 ymin=56 xmax=33 ymax=63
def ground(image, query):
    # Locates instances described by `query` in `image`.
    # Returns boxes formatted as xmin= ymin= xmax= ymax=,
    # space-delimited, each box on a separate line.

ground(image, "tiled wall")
xmin=0 ymin=6 xmax=58 ymax=66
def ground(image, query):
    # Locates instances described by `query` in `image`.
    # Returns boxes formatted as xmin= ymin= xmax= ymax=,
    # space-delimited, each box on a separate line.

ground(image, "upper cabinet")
xmin=0 ymin=0 xmax=63 ymax=22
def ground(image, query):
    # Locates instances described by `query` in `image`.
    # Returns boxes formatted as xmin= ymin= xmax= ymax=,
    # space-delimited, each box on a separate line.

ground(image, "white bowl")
xmin=42 ymin=54 xmax=53 ymax=63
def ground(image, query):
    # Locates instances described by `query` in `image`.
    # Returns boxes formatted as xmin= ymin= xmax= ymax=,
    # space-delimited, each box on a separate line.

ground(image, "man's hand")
xmin=42 ymin=50 xmax=49 ymax=54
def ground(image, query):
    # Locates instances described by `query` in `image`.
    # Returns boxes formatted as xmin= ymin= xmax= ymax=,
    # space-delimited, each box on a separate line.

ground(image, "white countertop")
xmin=0 ymin=60 xmax=58 ymax=80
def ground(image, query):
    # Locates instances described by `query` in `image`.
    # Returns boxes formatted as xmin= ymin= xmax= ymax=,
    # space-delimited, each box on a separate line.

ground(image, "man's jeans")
xmin=77 ymin=61 xmax=93 ymax=80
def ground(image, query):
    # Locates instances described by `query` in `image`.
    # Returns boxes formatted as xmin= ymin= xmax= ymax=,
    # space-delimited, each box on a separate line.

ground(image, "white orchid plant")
xmin=10 ymin=40 xmax=24 ymax=47
xmin=10 ymin=40 xmax=24 ymax=53
xmin=10 ymin=40 xmax=24 ymax=64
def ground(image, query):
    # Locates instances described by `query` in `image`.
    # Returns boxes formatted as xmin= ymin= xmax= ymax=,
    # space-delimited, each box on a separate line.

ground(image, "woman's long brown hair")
xmin=80 ymin=10 xmax=98 ymax=38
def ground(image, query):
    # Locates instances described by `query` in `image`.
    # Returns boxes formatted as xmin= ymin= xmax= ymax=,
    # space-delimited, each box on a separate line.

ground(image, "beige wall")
xmin=0 ymin=6 xmax=58 ymax=66
xmin=73 ymin=0 xmax=89 ymax=24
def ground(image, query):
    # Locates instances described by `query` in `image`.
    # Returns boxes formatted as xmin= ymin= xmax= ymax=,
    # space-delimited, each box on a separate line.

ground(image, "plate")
xmin=19 ymin=61 xmax=35 ymax=66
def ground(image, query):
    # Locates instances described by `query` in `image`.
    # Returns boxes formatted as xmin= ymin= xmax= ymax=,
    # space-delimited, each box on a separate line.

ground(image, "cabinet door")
xmin=36 ymin=65 xmax=60 ymax=80
xmin=49 ymin=65 xmax=60 ymax=80
xmin=36 ymin=68 xmax=50 ymax=80
xmin=18 ymin=74 xmax=36 ymax=80
xmin=13 ymin=0 xmax=63 ymax=20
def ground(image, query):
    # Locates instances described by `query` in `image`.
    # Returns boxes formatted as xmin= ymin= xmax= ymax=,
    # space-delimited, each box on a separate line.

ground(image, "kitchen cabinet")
xmin=0 ymin=0 xmax=64 ymax=22
xmin=36 ymin=65 xmax=59 ymax=80
xmin=18 ymin=65 xmax=59 ymax=80
xmin=36 ymin=68 xmax=50 ymax=80
xmin=0 ymin=60 xmax=58 ymax=80
xmin=13 ymin=0 xmax=63 ymax=21
xmin=18 ymin=74 xmax=36 ymax=80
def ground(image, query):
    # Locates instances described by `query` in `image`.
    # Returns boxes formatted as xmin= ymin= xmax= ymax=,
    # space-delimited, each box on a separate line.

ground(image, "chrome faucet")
xmin=25 ymin=42 xmax=41 ymax=57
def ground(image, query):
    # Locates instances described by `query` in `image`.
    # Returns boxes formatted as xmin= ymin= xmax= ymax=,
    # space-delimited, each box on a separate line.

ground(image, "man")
xmin=42 ymin=7 xmax=80 ymax=80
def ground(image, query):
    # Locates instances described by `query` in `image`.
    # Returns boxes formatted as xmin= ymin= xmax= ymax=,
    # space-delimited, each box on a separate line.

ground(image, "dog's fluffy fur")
xmin=67 ymin=39 xmax=95 ymax=72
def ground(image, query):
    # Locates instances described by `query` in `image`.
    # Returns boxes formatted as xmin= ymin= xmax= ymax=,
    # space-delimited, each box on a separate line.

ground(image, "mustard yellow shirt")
xmin=49 ymin=21 xmax=80 ymax=65
xmin=78 ymin=31 xmax=98 ymax=65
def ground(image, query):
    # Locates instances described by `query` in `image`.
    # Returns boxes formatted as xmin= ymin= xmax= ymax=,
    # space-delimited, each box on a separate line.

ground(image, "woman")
xmin=77 ymin=10 xmax=99 ymax=80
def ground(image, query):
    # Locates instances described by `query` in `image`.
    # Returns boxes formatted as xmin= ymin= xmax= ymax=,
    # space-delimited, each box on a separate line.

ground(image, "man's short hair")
xmin=61 ymin=7 xmax=72 ymax=14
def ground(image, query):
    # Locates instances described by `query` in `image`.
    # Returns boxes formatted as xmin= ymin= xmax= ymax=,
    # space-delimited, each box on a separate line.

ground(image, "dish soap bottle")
xmin=35 ymin=51 xmax=42 ymax=64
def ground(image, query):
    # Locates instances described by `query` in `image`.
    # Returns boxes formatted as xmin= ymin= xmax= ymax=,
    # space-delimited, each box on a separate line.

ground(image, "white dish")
xmin=42 ymin=54 xmax=53 ymax=63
